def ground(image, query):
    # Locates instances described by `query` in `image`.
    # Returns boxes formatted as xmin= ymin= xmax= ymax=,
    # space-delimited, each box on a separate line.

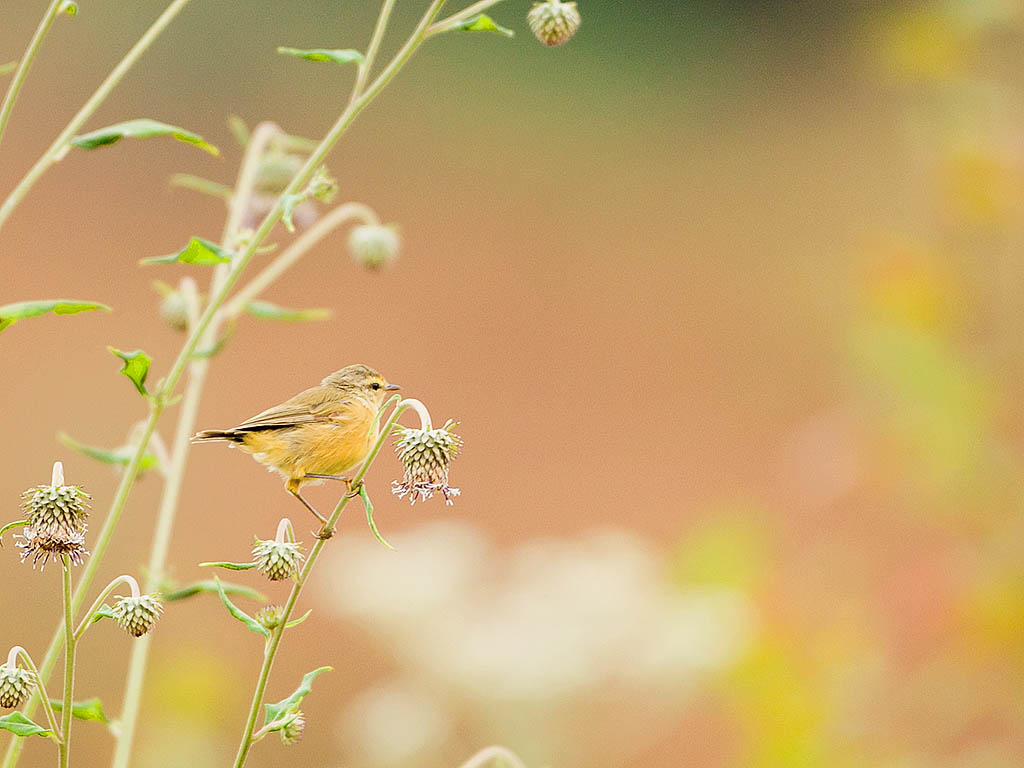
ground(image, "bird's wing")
xmin=232 ymin=387 xmax=346 ymax=431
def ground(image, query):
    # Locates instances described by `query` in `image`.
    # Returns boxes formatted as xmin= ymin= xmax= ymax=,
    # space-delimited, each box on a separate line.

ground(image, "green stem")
xmin=457 ymin=746 xmax=528 ymax=768
xmin=57 ymin=558 xmax=75 ymax=768
xmin=426 ymin=0 xmax=508 ymax=36
xmin=0 ymin=0 xmax=63 ymax=153
xmin=0 ymin=0 xmax=194 ymax=232
xmin=349 ymin=0 xmax=398 ymax=101
xmin=231 ymin=400 xmax=413 ymax=768
xmin=72 ymin=575 xmax=139 ymax=642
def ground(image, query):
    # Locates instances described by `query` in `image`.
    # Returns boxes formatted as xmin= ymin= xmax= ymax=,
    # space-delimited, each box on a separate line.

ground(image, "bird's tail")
xmin=192 ymin=429 xmax=243 ymax=443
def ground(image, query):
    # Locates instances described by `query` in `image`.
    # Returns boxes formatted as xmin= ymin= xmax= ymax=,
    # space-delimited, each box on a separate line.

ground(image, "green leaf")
xmin=58 ymin=432 xmax=159 ymax=473
xmin=455 ymin=14 xmax=515 ymax=36
xmin=198 ymin=560 xmax=257 ymax=571
xmin=142 ymin=237 xmax=232 ymax=266
xmin=244 ymin=301 xmax=330 ymax=323
xmin=0 ymin=62 xmax=17 ymax=77
xmin=285 ymin=609 xmax=312 ymax=629
xmin=214 ymin=578 xmax=268 ymax=637
xmin=263 ymin=667 xmax=332 ymax=727
xmin=90 ymin=605 xmax=115 ymax=625
xmin=108 ymin=347 xmax=151 ymax=397
xmin=0 ymin=520 xmax=28 ymax=541
xmin=71 ymin=119 xmax=219 ymax=156
xmin=0 ymin=713 xmax=53 ymax=739
xmin=162 ymin=579 xmax=265 ymax=603
xmin=0 ymin=299 xmax=110 ymax=333
xmin=50 ymin=697 xmax=108 ymax=723
xmin=170 ymin=174 xmax=232 ymax=200
xmin=280 ymin=192 xmax=305 ymax=233
xmin=360 ymin=484 xmax=394 ymax=550
xmin=277 ymin=47 xmax=365 ymax=66
xmin=58 ymin=1 xmax=78 ymax=15
xmin=228 ymin=115 xmax=249 ymax=147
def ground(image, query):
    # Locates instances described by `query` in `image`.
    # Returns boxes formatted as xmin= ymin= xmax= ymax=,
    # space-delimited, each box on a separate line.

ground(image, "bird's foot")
xmin=304 ymin=473 xmax=352 ymax=484
xmin=314 ymin=524 xmax=335 ymax=540
xmin=345 ymin=479 xmax=365 ymax=499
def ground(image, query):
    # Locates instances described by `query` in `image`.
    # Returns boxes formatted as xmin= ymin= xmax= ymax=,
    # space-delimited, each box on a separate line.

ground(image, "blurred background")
xmin=3 ymin=0 xmax=1024 ymax=765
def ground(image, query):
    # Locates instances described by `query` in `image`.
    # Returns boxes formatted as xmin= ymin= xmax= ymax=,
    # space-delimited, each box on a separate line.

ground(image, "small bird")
xmin=193 ymin=364 xmax=400 ymax=537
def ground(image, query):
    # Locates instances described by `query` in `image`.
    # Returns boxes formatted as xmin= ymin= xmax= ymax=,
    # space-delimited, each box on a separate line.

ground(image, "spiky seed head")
xmin=15 ymin=527 xmax=89 ymax=569
xmin=0 ymin=664 xmax=35 ymax=709
xmin=348 ymin=224 xmax=400 ymax=270
xmin=391 ymin=420 xmax=463 ymax=505
xmin=21 ymin=482 xmax=90 ymax=539
xmin=160 ymin=289 xmax=189 ymax=332
xmin=111 ymin=594 xmax=163 ymax=637
xmin=280 ymin=711 xmax=306 ymax=745
xmin=255 ymin=604 xmax=286 ymax=631
xmin=527 ymin=0 xmax=581 ymax=46
xmin=252 ymin=538 xmax=304 ymax=581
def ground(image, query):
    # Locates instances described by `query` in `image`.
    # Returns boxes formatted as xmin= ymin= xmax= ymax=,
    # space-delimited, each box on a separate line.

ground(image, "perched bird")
xmin=193 ymin=364 xmax=400 ymax=536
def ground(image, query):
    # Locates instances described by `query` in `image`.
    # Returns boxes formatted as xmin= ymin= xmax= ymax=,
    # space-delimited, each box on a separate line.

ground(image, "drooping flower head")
xmin=0 ymin=662 xmax=35 ymax=709
xmin=111 ymin=593 xmax=164 ymax=637
xmin=391 ymin=420 xmax=462 ymax=505
xmin=252 ymin=537 xmax=304 ymax=581
xmin=528 ymin=0 xmax=581 ymax=47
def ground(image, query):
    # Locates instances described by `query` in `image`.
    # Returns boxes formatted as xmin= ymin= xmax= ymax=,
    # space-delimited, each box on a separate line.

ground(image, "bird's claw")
xmin=314 ymin=525 xmax=335 ymax=540
xmin=345 ymin=479 xmax=365 ymax=499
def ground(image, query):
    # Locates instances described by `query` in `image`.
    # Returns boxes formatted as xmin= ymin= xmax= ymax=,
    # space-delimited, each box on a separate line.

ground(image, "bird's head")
xmin=322 ymin=364 xmax=400 ymax=406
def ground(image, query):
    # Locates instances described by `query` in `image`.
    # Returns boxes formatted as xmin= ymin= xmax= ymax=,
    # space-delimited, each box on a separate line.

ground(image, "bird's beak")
xmin=385 ymin=383 xmax=401 ymax=391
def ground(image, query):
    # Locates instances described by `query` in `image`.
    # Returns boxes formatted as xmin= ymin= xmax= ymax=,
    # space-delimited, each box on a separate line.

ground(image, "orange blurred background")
xmin=3 ymin=0 xmax=1024 ymax=766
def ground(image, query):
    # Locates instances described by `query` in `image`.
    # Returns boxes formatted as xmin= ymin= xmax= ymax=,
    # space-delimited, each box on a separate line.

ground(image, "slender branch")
xmin=457 ymin=746 xmax=529 ymax=768
xmin=426 ymin=0 xmax=508 ymax=36
xmin=8 ymin=649 xmax=60 ymax=742
xmin=350 ymin=0 xmax=398 ymax=101
xmin=0 ymin=0 xmax=195 ymax=232
xmin=72 ymin=575 xmax=139 ymax=642
xmin=0 ymin=0 xmax=63 ymax=152
xmin=223 ymin=202 xmax=379 ymax=317
xmin=57 ymin=558 xmax=75 ymax=768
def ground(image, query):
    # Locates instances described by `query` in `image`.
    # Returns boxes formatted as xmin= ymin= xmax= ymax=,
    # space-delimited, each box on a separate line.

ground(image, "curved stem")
xmin=399 ymin=398 xmax=432 ymax=430
xmin=0 ymin=0 xmax=63 ymax=153
xmin=426 ymin=0 xmax=508 ymax=37
xmin=50 ymin=462 xmax=64 ymax=488
xmin=231 ymin=399 xmax=414 ymax=767
xmin=57 ymin=558 xmax=74 ymax=768
xmin=223 ymin=201 xmax=379 ymax=317
xmin=457 ymin=746 xmax=528 ymax=768
xmin=7 ymin=649 xmax=60 ymax=742
xmin=274 ymin=518 xmax=295 ymax=544
xmin=72 ymin=575 xmax=139 ymax=642
xmin=0 ymin=0 xmax=194 ymax=232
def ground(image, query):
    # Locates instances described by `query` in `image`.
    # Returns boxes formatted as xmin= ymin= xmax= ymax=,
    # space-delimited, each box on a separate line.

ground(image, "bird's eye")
xmin=371 ymin=382 xmax=381 ymax=390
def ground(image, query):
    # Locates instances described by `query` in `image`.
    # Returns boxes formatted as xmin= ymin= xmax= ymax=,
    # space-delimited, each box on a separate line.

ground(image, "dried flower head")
xmin=348 ymin=224 xmax=400 ymax=269
xmin=252 ymin=538 xmax=304 ymax=581
xmin=255 ymin=604 xmax=286 ymax=631
xmin=15 ymin=526 xmax=89 ymax=569
xmin=280 ymin=711 xmax=306 ymax=745
xmin=0 ymin=664 xmax=35 ymax=709
xmin=528 ymin=0 xmax=581 ymax=46
xmin=111 ymin=594 xmax=163 ymax=637
xmin=391 ymin=420 xmax=462 ymax=505
xmin=21 ymin=481 xmax=90 ymax=539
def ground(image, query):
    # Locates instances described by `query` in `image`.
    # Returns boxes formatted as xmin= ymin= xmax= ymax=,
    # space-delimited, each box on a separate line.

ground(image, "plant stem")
xmin=57 ymin=558 xmax=75 ymax=768
xmin=231 ymin=399 xmax=414 ymax=768
xmin=223 ymin=202 xmax=379 ymax=317
xmin=0 ymin=0 xmax=63 ymax=153
xmin=350 ymin=0 xmax=398 ymax=101
xmin=72 ymin=575 xmax=139 ymax=642
xmin=457 ymin=746 xmax=528 ymax=768
xmin=0 ymin=0 xmax=194 ymax=232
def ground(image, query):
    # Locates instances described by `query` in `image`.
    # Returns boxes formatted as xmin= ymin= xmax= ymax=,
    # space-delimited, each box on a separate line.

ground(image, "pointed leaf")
xmin=0 ymin=713 xmax=53 ymax=738
xmin=71 ymin=119 xmax=219 ymax=155
xmin=142 ymin=237 xmax=232 ymax=266
xmin=0 ymin=299 xmax=110 ymax=333
xmin=277 ymin=47 xmax=365 ymax=66
xmin=360 ymin=484 xmax=394 ymax=550
xmin=198 ymin=560 xmax=257 ymax=571
xmin=263 ymin=667 xmax=332 ymax=726
xmin=50 ymin=697 xmax=108 ymax=723
xmin=244 ymin=301 xmax=330 ymax=323
xmin=162 ymin=579 xmax=265 ymax=603
xmin=58 ymin=432 xmax=158 ymax=472
xmin=0 ymin=520 xmax=28 ymax=541
xmin=214 ymin=578 xmax=268 ymax=637
xmin=285 ymin=609 xmax=313 ymax=629
xmin=108 ymin=347 xmax=151 ymax=396
xmin=90 ymin=605 xmax=115 ymax=625
xmin=170 ymin=174 xmax=232 ymax=200
xmin=456 ymin=14 xmax=515 ymax=36
xmin=0 ymin=62 xmax=17 ymax=77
